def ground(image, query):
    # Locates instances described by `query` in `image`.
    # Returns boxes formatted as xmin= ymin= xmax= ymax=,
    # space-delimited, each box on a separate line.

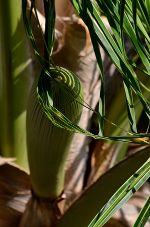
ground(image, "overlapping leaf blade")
xmin=134 ymin=195 xmax=150 ymax=227
xmin=88 ymin=158 xmax=150 ymax=227
xmin=72 ymin=0 xmax=150 ymax=140
xmin=23 ymin=0 xmax=150 ymax=143
xmin=57 ymin=147 xmax=150 ymax=227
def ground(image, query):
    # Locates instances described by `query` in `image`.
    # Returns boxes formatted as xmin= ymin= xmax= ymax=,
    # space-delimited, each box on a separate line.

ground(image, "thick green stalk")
xmin=27 ymin=67 xmax=83 ymax=199
xmin=0 ymin=0 xmax=32 ymax=169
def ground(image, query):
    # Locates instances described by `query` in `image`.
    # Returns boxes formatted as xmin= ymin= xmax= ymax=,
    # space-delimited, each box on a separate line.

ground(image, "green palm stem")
xmin=21 ymin=0 xmax=83 ymax=200
xmin=27 ymin=67 xmax=83 ymax=199
xmin=0 ymin=0 xmax=32 ymax=169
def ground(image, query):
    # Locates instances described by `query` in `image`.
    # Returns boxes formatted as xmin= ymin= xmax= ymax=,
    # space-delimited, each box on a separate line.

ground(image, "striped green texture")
xmin=133 ymin=195 xmax=150 ymax=227
xmin=27 ymin=67 xmax=83 ymax=199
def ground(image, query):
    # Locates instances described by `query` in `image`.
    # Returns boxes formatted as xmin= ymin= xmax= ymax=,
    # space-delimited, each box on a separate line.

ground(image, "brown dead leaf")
xmin=19 ymin=196 xmax=59 ymax=227
xmin=0 ymin=162 xmax=31 ymax=227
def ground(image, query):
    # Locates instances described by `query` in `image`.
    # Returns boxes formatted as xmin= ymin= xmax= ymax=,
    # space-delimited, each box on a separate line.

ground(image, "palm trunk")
xmin=0 ymin=0 xmax=33 ymax=169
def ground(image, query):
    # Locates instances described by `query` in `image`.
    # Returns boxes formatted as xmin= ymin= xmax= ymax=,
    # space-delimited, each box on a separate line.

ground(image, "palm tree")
xmin=0 ymin=0 xmax=150 ymax=226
